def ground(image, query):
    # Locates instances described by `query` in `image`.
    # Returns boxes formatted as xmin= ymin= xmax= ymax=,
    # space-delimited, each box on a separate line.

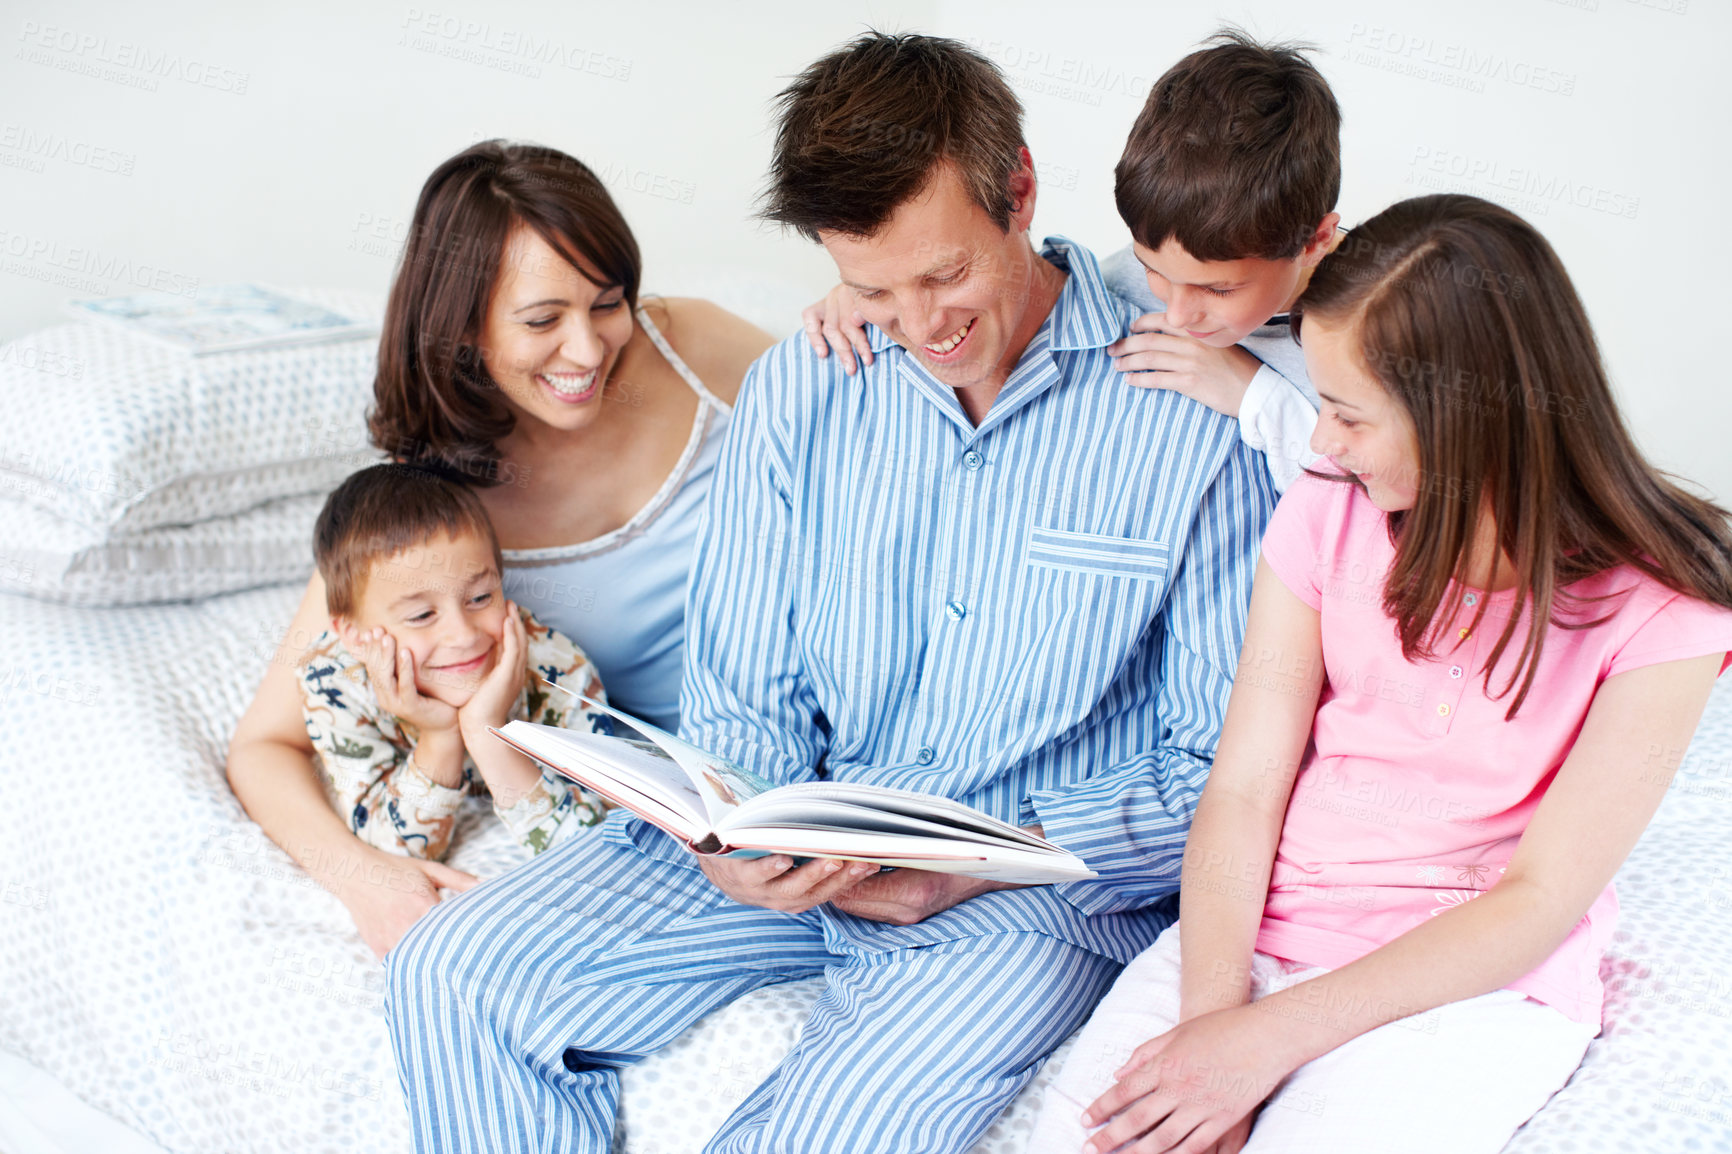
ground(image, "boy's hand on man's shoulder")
xmin=801 ymin=283 xmax=874 ymax=375
xmin=1109 ymin=312 xmax=1262 ymax=418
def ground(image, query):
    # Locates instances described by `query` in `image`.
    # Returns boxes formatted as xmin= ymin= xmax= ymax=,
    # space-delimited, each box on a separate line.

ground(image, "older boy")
xmin=1104 ymin=29 xmax=1342 ymax=490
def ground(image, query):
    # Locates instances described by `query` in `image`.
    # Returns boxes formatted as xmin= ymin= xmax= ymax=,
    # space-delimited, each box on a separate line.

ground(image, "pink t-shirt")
xmin=1256 ymin=472 xmax=1732 ymax=1024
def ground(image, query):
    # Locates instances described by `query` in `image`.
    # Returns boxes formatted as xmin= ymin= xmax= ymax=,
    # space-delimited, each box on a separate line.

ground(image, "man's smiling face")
xmin=820 ymin=158 xmax=1049 ymax=393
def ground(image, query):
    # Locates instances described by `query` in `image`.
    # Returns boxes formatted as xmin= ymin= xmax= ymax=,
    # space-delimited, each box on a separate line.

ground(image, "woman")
xmin=227 ymin=141 xmax=774 ymax=958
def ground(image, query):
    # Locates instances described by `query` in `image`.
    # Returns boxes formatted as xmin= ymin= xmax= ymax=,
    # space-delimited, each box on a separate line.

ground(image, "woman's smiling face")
xmin=475 ymin=224 xmax=635 ymax=433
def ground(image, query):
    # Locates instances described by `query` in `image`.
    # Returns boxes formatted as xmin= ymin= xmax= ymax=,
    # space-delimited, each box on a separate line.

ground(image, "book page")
xmin=739 ymin=781 xmax=1054 ymax=851
xmin=526 ymin=680 xmax=1094 ymax=882
xmin=538 ymin=681 xmax=777 ymax=826
xmin=490 ymin=722 xmax=705 ymax=842
xmin=725 ymin=795 xmax=1032 ymax=850
xmin=712 ymin=826 xmax=1095 ymax=885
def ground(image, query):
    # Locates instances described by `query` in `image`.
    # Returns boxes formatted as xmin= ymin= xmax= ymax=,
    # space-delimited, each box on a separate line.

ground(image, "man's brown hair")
xmin=761 ymin=31 xmax=1027 ymax=241
xmin=368 ymin=140 xmax=641 ymax=486
xmin=314 ymin=463 xmax=504 ymax=617
xmin=1294 ymin=193 xmax=1732 ymax=717
xmin=1116 ymin=29 xmax=1340 ymax=261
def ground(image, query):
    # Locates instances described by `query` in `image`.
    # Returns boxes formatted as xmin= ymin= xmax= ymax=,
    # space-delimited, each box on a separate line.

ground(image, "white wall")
xmin=4 ymin=0 xmax=1727 ymax=499
xmin=0 ymin=0 xmax=938 ymax=336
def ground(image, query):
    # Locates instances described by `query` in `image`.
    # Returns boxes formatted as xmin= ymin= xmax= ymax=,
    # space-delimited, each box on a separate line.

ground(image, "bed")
xmin=2 ymin=302 xmax=1729 ymax=1154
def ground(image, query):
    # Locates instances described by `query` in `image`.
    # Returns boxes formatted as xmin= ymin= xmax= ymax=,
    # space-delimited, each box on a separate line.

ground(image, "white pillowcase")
xmin=0 ymin=289 xmax=383 ymax=534
xmin=0 ymin=490 xmax=334 ymax=606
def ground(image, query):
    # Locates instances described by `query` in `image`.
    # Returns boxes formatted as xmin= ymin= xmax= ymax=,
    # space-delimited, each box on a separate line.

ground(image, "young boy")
xmin=801 ymin=29 xmax=1339 ymax=492
xmin=300 ymin=462 xmax=608 ymax=861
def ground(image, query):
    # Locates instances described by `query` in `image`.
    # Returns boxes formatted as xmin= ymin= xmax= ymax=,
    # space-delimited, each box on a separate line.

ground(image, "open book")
xmin=490 ymin=689 xmax=1095 ymax=886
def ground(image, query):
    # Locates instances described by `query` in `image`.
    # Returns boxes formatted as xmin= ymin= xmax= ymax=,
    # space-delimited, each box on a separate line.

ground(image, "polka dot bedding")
xmin=0 ymin=580 xmax=1727 ymax=1153
xmin=0 ymin=490 xmax=326 ymax=606
xmin=0 ymin=290 xmax=382 ymax=535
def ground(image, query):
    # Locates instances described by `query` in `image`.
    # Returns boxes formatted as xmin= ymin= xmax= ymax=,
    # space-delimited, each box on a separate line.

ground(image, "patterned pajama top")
xmin=298 ymin=607 xmax=609 ymax=860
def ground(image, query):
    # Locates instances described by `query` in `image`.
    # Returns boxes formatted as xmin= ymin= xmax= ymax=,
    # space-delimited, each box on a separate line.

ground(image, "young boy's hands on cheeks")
xmin=455 ymin=602 xmax=526 ymax=743
xmin=340 ymin=622 xmax=467 ymax=787
xmin=1110 ymin=313 xmax=1263 ymax=419
xmin=454 ymin=603 xmax=544 ymax=810
xmin=341 ymin=623 xmax=461 ymax=733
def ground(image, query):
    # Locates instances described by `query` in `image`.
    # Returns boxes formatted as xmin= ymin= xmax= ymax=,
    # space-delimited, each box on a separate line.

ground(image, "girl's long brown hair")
xmin=1294 ymin=194 xmax=1732 ymax=717
xmin=368 ymin=141 xmax=641 ymax=487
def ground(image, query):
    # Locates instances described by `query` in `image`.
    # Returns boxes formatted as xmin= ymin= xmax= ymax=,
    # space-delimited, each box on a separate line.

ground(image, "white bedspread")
xmin=1 ymin=581 xmax=1728 ymax=1153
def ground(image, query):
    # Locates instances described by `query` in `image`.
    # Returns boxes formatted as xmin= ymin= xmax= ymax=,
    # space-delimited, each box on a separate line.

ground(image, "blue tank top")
xmin=501 ymin=306 xmax=731 ymax=732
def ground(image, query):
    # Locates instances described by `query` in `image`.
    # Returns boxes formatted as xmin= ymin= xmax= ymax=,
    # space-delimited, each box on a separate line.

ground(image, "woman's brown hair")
xmin=369 ymin=140 xmax=641 ymax=486
xmin=1294 ymin=193 xmax=1732 ymax=716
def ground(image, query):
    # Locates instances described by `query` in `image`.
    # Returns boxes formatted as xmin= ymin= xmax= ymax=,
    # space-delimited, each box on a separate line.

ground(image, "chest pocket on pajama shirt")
xmin=1025 ymin=525 xmax=1172 ymax=581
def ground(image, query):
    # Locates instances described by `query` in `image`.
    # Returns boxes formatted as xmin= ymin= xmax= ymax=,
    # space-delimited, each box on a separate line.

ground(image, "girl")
xmin=1030 ymin=194 xmax=1732 ymax=1154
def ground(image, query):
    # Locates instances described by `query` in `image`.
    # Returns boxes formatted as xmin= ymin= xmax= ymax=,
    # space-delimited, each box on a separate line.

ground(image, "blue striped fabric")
xmin=387 ymin=822 xmax=1121 ymax=1153
xmin=1027 ymin=525 xmax=1172 ymax=579
xmin=677 ymin=236 xmax=1278 ymax=948
xmin=385 ymin=237 xmax=1277 ymax=1153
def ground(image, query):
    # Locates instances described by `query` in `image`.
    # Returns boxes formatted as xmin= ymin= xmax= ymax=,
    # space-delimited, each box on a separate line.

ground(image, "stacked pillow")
xmin=0 ymin=290 xmax=385 ymax=606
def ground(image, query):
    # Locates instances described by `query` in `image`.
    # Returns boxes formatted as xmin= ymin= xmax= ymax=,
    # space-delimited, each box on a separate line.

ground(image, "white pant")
xmin=1029 ymin=921 xmax=1597 ymax=1154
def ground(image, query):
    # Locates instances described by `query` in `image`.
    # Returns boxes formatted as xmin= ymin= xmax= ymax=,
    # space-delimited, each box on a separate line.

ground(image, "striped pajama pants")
xmin=385 ymin=820 xmax=1125 ymax=1153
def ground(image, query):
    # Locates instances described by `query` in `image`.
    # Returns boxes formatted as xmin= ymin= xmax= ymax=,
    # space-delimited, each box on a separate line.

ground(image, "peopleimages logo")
xmin=1343 ymin=23 xmax=1578 ymax=97
xmin=964 ymin=38 xmax=1153 ymax=105
xmin=14 ymin=20 xmax=250 ymax=94
xmin=1408 ymin=147 xmax=1640 ymax=221
xmin=0 ymin=123 xmax=136 ymax=175
xmin=397 ymin=8 xmax=633 ymax=81
xmin=0 ymin=228 xmax=199 ymax=297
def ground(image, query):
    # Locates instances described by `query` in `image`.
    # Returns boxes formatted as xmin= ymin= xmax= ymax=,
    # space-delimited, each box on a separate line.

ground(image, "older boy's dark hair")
xmin=1116 ymin=29 xmax=1340 ymax=261
xmin=761 ymin=31 xmax=1027 ymax=241
xmin=313 ymin=463 xmax=504 ymax=617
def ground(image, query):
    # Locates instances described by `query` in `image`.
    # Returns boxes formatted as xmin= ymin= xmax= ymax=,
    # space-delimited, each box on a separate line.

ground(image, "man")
xmin=387 ymin=32 xmax=1276 ymax=1154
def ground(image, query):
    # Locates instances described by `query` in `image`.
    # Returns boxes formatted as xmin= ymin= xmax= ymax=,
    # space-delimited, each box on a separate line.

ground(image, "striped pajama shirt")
xmin=386 ymin=238 xmax=1279 ymax=1153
